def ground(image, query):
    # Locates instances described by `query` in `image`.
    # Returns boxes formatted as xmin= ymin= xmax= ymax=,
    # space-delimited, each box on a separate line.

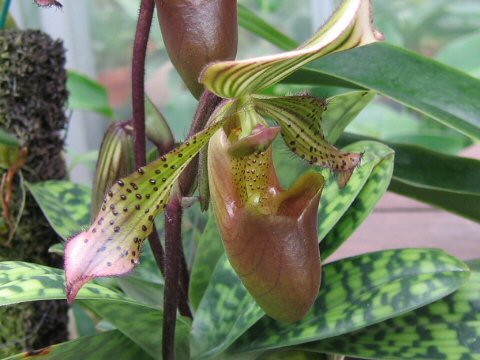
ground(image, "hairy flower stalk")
xmin=65 ymin=0 xmax=383 ymax=323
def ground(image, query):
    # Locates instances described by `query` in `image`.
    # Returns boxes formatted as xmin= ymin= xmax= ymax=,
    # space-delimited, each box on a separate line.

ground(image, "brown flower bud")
xmin=155 ymin=0 xmax=238 ymax=98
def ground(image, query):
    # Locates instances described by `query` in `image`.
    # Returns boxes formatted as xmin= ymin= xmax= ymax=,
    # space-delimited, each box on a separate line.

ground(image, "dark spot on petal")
xmin=117 ymin=180 xmax=125 ymax=186
xmin=108 ymin=191 xmax=113 ymax=197
xmin=135 ymin=204 xmax=141 ymax=210
xmin=84 ymin=238 xmax=89 ymax=243
xmin=107 ymin=262 xmax=112 ymax=267
xmin=92 ymin=228 xmax=97 ymax=234
xmin=120 ymin=195 xmax=127 ymax=200
xmin=150 ymin=179 xmax=156 ymax=185
xmin=114 ymin=226 xmax=120 ymax=232
xmin=136 ymin=194 xmax=142 ymax=200
xmin=138 ymin=168 xmax=145 ymax=175
xmin=142 ymin=225 xmax=147 ymax=231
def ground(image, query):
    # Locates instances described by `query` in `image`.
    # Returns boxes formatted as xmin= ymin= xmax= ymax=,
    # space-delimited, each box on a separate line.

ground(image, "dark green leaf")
xmin=339 ymin=133 xmax=480 ymax=222
xmin=67 ymin=70 xmax=115 ymax=118
xmin=26 ymin=180 xmax=91 ymax=240
xmin=190 ymin=254 xmax=264 ymax=359
xmin=238 ymin=3 xmax=298 ymax=51
xmin=72 ymin=303 xmax=97 ymax=337
xmin=189 ymin=209 xmax=224 ymax=310
xmin=283 ymin=43 xmax=480 ymax=140
xmin=321 ymin=141 xmax=394 ymax=259
xmin=3 ymin=330 xmax=151 ymax=360
xmin=0 ymin=128 xmax=19 ymax=147
xmin=229 ymin=249 xmax=469 ymax=354
xmin=82 ymin=299 xmax=190 ymax=359
xmin=299 ymin=260 xmax=480 ymax=360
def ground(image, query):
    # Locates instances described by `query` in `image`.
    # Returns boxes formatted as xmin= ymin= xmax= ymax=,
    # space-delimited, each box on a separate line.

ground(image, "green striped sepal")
xmin=64 ymin=100 xmax=237 ymax=304
xmin=200 ymin=0 xmax=383 ymax=99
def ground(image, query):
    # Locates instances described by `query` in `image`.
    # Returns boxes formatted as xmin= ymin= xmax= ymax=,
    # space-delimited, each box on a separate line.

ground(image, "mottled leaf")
xmin=300 ymin=260 xmax=480 ymax=359
xmin=190 ymin=254 xmax=264 ymax=359
xmin=26 ymin=180 xmax=91 ymax=240
xmin=200 ymin=0 xmax=382 ymax=98
xmin=229 ymin=249 xmax=469 ymax=354
xmin=67 ymin=70 xmax=115 ymax=118
xmin=0 ymin=261 xmax=141 ymax=306
xmin=321 ymin=141 xmax=394 ymax=259
xmin=189 ymin=209 xmax=224 ymax=310
xmin=322 ymin=91 xmax=376 ymax=143
xmin=3 ymin=330 xmax=151 ymax=360
xmin=81 ymin=299 xmax=190 ymax=359
xmin=254 ymin=95 xmax=362 ymax=187
xmin=64 ymin=100 xmax=238 ymax=303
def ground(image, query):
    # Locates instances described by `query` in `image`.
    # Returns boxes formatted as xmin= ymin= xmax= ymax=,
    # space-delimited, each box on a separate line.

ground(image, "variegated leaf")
xmin=299 ymin=260 xmax=480 ymax=360
xmin=0 ymin=261 xmax=139 ymax=306
xmin=228 ymin=249 xmax=469 ymax=354
xmin=26 ymin=180 xmax=91 ymax=240
xmin=254 ymin=95 xmax=362 ymax=187
xmin=4 ymin=330 xmax=152 ymax=360
xmin=64 ymin=100 xmax=239 ymax=303
xmin=190 ymin=254 xmax=264 ymax=359
xmin=320 ymin=141 xmax=394 ymax=259
xmin=200 ymin=0 xmax=383 ymax=98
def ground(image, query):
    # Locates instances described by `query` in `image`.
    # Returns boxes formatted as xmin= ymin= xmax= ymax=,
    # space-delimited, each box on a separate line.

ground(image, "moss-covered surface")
xmin=0 ymin=30 xmax=69 ymax=357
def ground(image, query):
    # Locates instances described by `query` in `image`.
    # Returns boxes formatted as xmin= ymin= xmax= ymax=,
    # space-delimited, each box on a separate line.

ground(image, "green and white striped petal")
xmin=200 ymin=0 xmax=383 ymax=99
xmin=254 ymin=95 xmax=362 ymax=187
xmin=64 ymin=100 xmax=238 ymax=303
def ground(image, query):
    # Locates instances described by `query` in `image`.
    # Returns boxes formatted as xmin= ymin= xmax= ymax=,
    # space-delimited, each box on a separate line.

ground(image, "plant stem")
xmin=131 ymin=0 xmax=168 ymax=275
xmin=163 ymin=196 xmax=183 ymax=360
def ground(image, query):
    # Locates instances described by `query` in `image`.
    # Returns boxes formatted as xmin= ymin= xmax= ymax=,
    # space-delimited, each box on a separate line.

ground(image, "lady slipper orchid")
xmin=65 ymin=0 xmax=383 ymax=322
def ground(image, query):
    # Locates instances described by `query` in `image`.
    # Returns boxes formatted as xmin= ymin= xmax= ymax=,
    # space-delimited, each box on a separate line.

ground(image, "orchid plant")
xmin=65 ymin=0 xmax=381 ymax=319
xmin=1 ymin=0 xmax=480 ymax=359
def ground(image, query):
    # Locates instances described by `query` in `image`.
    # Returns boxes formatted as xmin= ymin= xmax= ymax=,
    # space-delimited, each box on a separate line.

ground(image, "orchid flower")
xmin=65 ymin=0 xmax=383 ymax=322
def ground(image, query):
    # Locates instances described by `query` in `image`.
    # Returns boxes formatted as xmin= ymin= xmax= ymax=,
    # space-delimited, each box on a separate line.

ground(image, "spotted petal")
xmin=253 ymin=95 xmax=362 ymax=187
xmin=200 ymin=0 xmax=383 ymax=98
xmin=65 ymin=100 xmax=238 ymax=303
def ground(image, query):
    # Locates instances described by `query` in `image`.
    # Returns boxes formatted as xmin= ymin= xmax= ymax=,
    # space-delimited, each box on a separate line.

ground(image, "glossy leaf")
xmin=254 ymin=95 xmax=362 ymax=187
xmin=26 ymin=180 xmax=91 ymax=240
xmin=81 ymin=299 xmax=190 ymax=359
xmin=188 ymin=210 xmax=224 ymax=310
xmin=237 ymin=3 xmax=297 ymax=51
xmin=67 ymin=70 xmax=115 ymax=118
xmin=3 ymin=330 xmax=151 ymax=360
xmin=321 ymin=141 xmax=394 ymax=259
xmin=201 ymin=0 xmax=382 ymax=98
xmin=339 ymin=133 xmax=480 ymax=222
xmin=64 ymin=100 xmax=238 ymax=303
xmin=322 ymin=91 xmax=375 ymax=143
xmin=190 ymin=254 xmax=264 ymax=359
xmin=300 ymin=260 xmax=480 ymax=359
xmin=229 ymin=249 xmax=469 ymax=354
xmin=284 ymin=42 xmax=480 ymax=140
xmin=0 ymin=261 xmax=139 ymax=306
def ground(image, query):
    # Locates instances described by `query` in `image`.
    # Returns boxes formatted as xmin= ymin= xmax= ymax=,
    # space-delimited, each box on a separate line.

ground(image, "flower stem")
xmin=163 ymin=195 xmax=183 ymax=360
xmin=131 ymin=0 xmax=168 ymax=289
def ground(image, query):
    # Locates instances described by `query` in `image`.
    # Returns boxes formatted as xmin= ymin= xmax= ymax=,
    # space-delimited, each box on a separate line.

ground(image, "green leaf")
xmin=145 ymin=96 xmax=174 ymax=151
xmin=0 ymin=128 xmax=21 ymax=169
xmin=284 ymin=42 xmax=480 ymax=140
xmin=26 ymin=180 xmax=91 ymax=240
xmin=299 ymin=260 xmax=480 ymax=359
xmin=229 ymin=249 xmax=469 ymax=354
xmin=321 ymin=141 xmax=394 ymax=259
xmin=190 ymin=254 xmax=264 ymax=359
xmin=3 ymin=330 xmax=152 ymax=360
xmin=67 ymin=70 xmax=115 ymax=118
xmin=201 ymin=0 xmax=381 ymax=98
xmin=0 ymin=261 xmax=141 ymax=306
xmin=436 ymin=31 xmax=480 ymax=78
xmin=0 ymin=128 xmax=19 ymax=147
xmin=237 ymin=3 xmax=297 ymax=51
xmin=188 ymin=209 xmax=224 ymax=310
xmin=81 ymin=299 xmax=191 ymax=359
xmin=339 ymin=133 xmax=480 ymax=222
xmin=322 ymin=91 xmax=376 ymax=143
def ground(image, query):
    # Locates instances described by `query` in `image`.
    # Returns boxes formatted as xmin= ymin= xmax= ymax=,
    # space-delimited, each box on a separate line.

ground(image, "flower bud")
xmin=91 ymin=121 xmax=135 ymax=218
xmin=208 ymin=125 xmax=324 ymax=323
xmin=155 ymin=0 xmax=238 ymax=98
